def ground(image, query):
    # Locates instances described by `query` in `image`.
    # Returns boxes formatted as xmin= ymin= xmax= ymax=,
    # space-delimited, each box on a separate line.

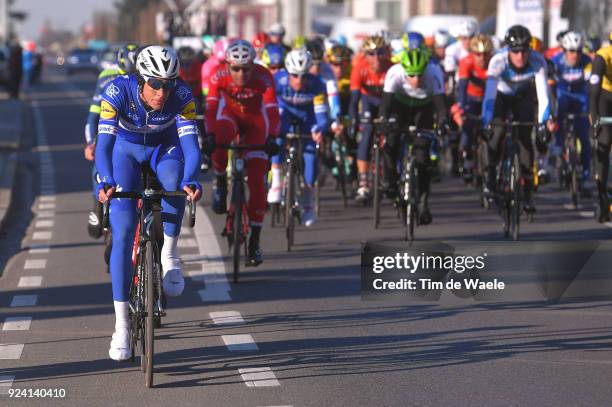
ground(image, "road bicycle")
xmin=557 ymin=112 xmax=589 ymax=209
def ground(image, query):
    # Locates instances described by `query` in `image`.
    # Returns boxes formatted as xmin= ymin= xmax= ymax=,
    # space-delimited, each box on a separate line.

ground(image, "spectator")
xmin=7 ymin=39 xmax=22 ymax=98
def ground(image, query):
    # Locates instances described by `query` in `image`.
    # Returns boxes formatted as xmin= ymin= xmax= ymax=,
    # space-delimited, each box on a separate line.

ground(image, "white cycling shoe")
xmin=302 ymin=187 xmax=316 ymax=227
xmin=303 ymin=208 xmax=316 ymax=227
xmin=161 ymin=234 xmax=184 ymax=297
xmin=109 ymin=327 xmax=131 ymax=361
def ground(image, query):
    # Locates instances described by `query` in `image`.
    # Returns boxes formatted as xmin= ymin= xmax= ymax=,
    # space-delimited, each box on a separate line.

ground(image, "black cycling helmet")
xmin=505 ymin=25 xmax=532 ymax=50
xmin=117 ymin=43 xmax=139 ymax=74
xmin=306 ymin=40 xmax=325 ymax=61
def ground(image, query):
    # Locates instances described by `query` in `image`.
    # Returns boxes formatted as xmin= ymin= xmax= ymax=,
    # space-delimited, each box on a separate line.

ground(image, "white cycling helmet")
xmin=453 ymin=20 xmax=479 ymax=38
xmin=285 ymin=48 xmax=312 ymax=75
xmin=434 ymin=29 xmax=452 ymax=48
xmin=561 ymin=31 xmax=583 ymax=51
xmin=225 ymin=39 xmax=256 ymax=65
xmin=136 ymin=45 xmax=180 ymax=79
xmin=268 ymin=22 xmax=286 ymax=37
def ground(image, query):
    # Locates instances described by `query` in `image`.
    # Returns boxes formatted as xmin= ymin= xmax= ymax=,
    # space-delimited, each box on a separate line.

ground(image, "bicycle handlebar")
xmin=596 ymin=117 xmax=612 ymax=126
xmin=110 ymin=190 xmax=189 ymax=199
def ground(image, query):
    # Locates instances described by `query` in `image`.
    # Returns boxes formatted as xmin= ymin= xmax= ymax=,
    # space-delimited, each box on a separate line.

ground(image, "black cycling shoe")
xmin=212 ymin=177 xmax=227 ymax=214
xmin=247 ymin=243 xmax=263 ymax=267
xmin=523 ymin=197 xmax=536 ymax=214
xmin=419 ymin=209 xmax=432 ymax=225
xmin=87 ymin=200 xmax=103 ymax=239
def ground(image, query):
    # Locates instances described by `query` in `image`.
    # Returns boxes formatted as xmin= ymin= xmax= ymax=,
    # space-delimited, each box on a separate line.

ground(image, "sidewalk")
xmin=0 ymin=98 xmax=24 ymax=230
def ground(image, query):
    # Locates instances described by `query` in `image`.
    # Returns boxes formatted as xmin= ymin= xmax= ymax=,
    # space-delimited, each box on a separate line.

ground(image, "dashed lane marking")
xmin=32 ymin=231 xmax=53 ymax=240
xmin=39 ymin=196 xmax=55 ymax=202
xmin=2 ymin=317 xmax=32 ymax=331
xmin=28 ymin=245 xmax=50 ymax=254
xmin=210 ymin=311 xmax=246 ymax=325
xmin=0 ymin=376 xmax=15 ymax=395
xmin=36 ymin=211 xmax=55 ymax=219
xmin=23 ymin=259 xmax=47 ymax=270
xmin=38 ymin=203 xmax=56 ymax=210
xmin=9 ymin=295 xmax=37 ymax=307
xmin=34 ymin=219 xmax=54 ymax=228
xmin=222 ymin=334 xmax=259 ymax=351
xmin=238 ymin=367 xmax=280 ymax=387
xmin=0 ymin=344 xmax=24 ymax=359
xmin=17 ymin=276 xmax=42 ymax=288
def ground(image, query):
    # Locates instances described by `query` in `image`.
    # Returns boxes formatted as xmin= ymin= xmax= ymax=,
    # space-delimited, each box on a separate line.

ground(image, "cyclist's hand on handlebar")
xmin=183 ymin=185 xmax=202 ymax=202
xmin=331 ymin=121 xmax=344 ymax=137
xmin=546 ymin=118 xmax=557 ymax=133
xmin=98 ymin=185 xmax=114 ymax=204
xmin=312 ymin=131 xmax=323 ymax=144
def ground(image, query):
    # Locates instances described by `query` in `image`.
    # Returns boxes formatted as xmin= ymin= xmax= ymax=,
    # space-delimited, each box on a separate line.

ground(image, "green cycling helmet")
xmin=400 ymin=48 xmax=429 ymax=76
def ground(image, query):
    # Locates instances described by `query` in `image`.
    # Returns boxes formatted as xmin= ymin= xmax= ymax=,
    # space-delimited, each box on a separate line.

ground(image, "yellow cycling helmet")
xmin=327 ymin=44 xmax=351 ymax=64
xmin=292 ymin=35 xmax=306 ymax=50
xmin=469 ymin=34 xmax=493 ymax=54
xmin=529 ymin=36 xmax=544 ymax=52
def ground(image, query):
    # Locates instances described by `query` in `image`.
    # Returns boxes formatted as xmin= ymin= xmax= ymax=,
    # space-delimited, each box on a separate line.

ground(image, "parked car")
xmin=65 ymin=48 xmax=99 ymax=75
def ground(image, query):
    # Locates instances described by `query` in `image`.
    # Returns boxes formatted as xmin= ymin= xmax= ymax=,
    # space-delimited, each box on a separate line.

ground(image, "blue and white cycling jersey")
xmin=551 ymin=52 xmax=591 ymax=96
xmin=483 ymin=48 xmax=551 ymax=125
xmin=95 ymin=74 xmax=201 ymax=190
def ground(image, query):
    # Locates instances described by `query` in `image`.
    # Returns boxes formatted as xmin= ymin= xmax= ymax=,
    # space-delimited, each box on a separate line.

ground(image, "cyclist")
xmin=551 ymin=31 xmax=592 ymax=196
xmin=95 ymin=45 xmax=202 ymax=361
xmin=452 ymin=34 xmax=494 ymax=183
xmin=206 ymin=39 xmax=280 ymax=265
xmin=306 ymin=40 xmax=341 ymax=123
xmin=583 ymin=35 xmax=601 ymax=61
xmin=589 ymin=32 xmax=612 ymax=222
xmin=201 ymin=38 xmax=229 ymax=99
xmin=261 ymin=43 xmax=285 ymax=75
xmin=85 ymin=43 xmax=139 ymax=239
xmin=545 ymin=30 xmax=569 ymax=60
xmin=267 ymin=48 xmax=329 ymax=226
xmin=431 ymin=30 xmax=453 ymax=64
xmin=379 ymin=47 xmax=447 ymax=225
xmin=482 ymin=25 xmax=555 ymax=213
xmin=268 ymin=22 xmax=291 ymax=53
xmin=252 ymin=31 xmax=270 ymax=64
xmin=349 ymin=35 xmax=392 ymax=204
xmin=444 ymin=20 xmax=479 ymax=94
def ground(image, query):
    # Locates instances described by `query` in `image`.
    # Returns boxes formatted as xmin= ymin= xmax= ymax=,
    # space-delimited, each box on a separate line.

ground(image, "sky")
xmin=12 ymin=0 xmax=114 ymax=40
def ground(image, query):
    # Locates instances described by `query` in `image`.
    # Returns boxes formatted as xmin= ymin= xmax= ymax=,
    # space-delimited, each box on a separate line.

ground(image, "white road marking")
xmin=40 ymin=190 xmax=55 ymax=196
xmin=178 ymin=238 xmax=198 ymax=248
xmin=0 ymin=344 xmax=24 ymax=359
xmin=35 ymin=219 xmax=54 ymax=228
xmin=37 ymin=211 xmax=55 ymax=218
xmin=32 ymin=231 xmax=53 ymax=240
xmin=24 ymin=259 xmax=47 ymax=269
xmin=210 ymin=311 xmax=245 ymax=325
xmin=0 ymin=376 xmax=15 ymax=395
xmin=39 ymin=196 xmax=56 ymax=202
xmin=38 ymin=203 xmax=55 ymax=210
xmin=222 ymin=334 xmax=259 ymax=351
xmin=28 ymin=245 xmax=50 ymax=254
xmin=10 ymin=295 xmax=38 ymax=307
xmin=18 ymin=276 xmax=42 ymax=288
xmin=238 ymin=367 xmax=280 ymax=387
xmin=2 ymin=317 xmax=32 ymax=331
xmin=193 ymin=206 xmax=231 ymax=301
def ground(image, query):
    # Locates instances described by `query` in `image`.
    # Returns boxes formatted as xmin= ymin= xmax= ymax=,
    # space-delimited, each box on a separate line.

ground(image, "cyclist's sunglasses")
xmin=146 ymin=78 xmax=176 ymax=91
xmin=407 ymin=73 xmax=423 ymax=78
xmin=510 ymin=47 xmax=530 ymax=55
xmin=230 ymin=65 xmax=252 ymax=73
xmin=290 ymin=73 xmax=306 ymax=79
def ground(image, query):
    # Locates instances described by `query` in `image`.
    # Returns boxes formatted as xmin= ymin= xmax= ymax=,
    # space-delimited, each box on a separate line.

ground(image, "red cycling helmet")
xmin=252 ymin=32 xmax=270 ymax=50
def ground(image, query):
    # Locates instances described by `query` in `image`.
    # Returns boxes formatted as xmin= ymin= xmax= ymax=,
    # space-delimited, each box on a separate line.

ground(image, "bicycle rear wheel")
xmin=233 ymin=180 xmax=242 ymax=283
xmin=569 ymin=147 xmax=579 ymax=209
xmin=373 ymin=145 xmax=381 ymax=228
xmin=511 ymin=153 xmax=521 ymax=241
xmin=144 ymin=240 xmax=155 ymax=388
xmin=286 ymin=163 xmax=295 ymax=252
xmin=404 ymin=161 xmax=416 ymax=242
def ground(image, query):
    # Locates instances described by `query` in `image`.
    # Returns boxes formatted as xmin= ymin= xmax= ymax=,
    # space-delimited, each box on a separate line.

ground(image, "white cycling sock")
xmin=114 ymin=301 xmax=129 ymax=331
xmin=161 ymin=233 xmax=180 ymax=274
xmin=271 ymin=168 xmax=282 ymax=189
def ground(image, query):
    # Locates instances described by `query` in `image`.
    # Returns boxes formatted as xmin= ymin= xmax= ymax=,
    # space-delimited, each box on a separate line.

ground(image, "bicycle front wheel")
xmin=511 ymin=153 xmax=521 ymax=241
xmin=286 ymin=163 xmax=295 ymax=252
xmin=144 ymin=240 xmax=155 ymax=388
xmin=373 ymin=145 xmax=381 ymax=228
xmin=233 ymin=180 xmax=242 ymax=283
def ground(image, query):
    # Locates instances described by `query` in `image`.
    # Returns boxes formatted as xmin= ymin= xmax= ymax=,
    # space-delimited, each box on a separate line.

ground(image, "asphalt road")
xmin=2 ymin=66 xmax=612 ymax=406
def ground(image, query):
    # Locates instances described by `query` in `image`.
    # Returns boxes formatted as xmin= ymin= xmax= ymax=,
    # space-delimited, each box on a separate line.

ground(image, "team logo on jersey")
xmin=105 ymin=83 xmax=120 ymax=99
xmin=100 ymin=101 xmax=116 ymax=120
xmin=313 ymin=94 xmax=325 ymax=105
xmin=176 ymin=86 xmax=191 ymax=100
xmin=180 ymin=101 xmax=197 ymax=120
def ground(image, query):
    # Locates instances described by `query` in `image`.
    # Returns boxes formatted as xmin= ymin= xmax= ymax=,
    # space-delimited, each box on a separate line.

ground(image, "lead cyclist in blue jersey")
xmin=483 ymin=25 xmax=555 ymax=213
xmin=267 ymin=48 xmax=329 ymax=226
xmin=95 ymin=45 xmax=202 ymax=361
